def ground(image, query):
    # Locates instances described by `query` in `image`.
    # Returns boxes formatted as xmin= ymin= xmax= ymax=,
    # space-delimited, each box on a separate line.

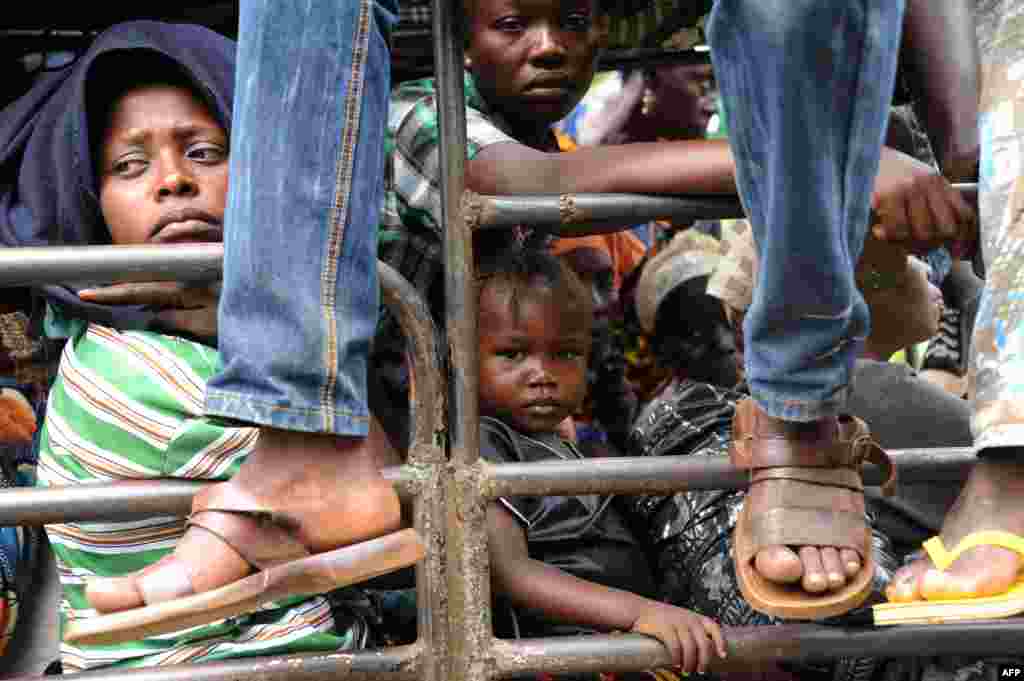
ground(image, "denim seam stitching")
xmin=206 ymin=390 xmax=371 ymax=420
xmin=319 ymin=0 xmax=374 ymax=433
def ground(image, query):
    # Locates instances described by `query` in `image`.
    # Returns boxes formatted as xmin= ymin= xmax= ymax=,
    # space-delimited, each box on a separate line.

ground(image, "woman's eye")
xmin=188 ymin=144 xmax=227 ymax=163
xmin=497 ymin=350 xmax=525 ymax=361
xmin=558 ymin=350 xmax=582 ymax=361
xmin=111 ymin=157 xmax=146 ymax=176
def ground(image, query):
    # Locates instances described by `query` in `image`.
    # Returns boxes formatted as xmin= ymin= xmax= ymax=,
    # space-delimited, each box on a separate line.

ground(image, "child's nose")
xmin=525 ymin=358 xmax=557 ymax=385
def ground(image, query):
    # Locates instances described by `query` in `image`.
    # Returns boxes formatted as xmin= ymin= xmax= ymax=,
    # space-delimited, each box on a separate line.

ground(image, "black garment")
xmin=0 ymin=21 xmax=236 ymax=329
xmin=626 ymin=380 xmax=900 ymax=681
xmin=480 ymin=416 xmax=658 ymax=638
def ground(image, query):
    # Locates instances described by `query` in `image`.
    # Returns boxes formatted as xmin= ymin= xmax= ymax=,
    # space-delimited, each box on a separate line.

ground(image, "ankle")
xmin=752 ymin=402 xmax=838 ymax=440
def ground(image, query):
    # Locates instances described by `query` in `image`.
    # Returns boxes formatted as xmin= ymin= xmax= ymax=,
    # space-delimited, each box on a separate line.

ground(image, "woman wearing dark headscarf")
xmin=0 ymin=22 xmax=407 ymax=670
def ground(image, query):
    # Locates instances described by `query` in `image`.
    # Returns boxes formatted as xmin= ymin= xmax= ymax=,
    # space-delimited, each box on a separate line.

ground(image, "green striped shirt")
xmin=38 ymin=323 xmax=356 ymax=672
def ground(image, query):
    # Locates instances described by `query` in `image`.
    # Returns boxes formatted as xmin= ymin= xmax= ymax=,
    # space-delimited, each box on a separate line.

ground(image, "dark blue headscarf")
xmin=0 ymin=21 xmax=235 ymax=328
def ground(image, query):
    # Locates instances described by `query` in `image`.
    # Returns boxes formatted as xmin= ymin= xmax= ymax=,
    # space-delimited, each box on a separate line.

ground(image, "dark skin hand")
xmin=78 ymin=281 xmax=220 ymax=342
xmin=487 ymin=503 xmax=727 ymax=674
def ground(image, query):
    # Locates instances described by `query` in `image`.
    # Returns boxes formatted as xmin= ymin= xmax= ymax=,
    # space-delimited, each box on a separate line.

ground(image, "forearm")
xmin=902 ymin=0 xmax=980 ymax=179
xmin=493 ymin=555 xmax=651 ymax=632
xmin=468 ymin=138 xmax=736 ymax=196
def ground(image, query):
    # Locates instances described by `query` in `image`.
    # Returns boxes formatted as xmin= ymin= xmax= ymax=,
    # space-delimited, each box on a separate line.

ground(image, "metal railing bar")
xmin=0 ymin=243 xmax=223 ymax=287
xmin=483 ymin=446 xmax=973 ymax=497
xmin=491 ymin=620 xmax=1024 ymax=676
xmin=468 ymin=192 xmax=746 ymax=233
xmin=597 ymin=46 xmax=712 ymax=71
xmin=430 ymin=0 xmax=494 ymax=678
xmin=1 ymin=645 xmax=421 ymax=681
xmin=470 ymin=183 xmax=977 ymax=233
xmin=378 ymin=261 xmax=445 ymax=464
xmin=0 ymin=183 xmax=978 ymax=288
xmin=0 ymin=446 xmax=969 ymax=525
xmin=0 ymin=467 xmax=421 ymax=525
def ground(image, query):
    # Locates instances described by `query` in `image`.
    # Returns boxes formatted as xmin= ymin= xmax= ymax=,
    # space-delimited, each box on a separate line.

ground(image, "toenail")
xmin=828 ymin=572 xmax=843 ymax=584
xmin=806 ymin=574 xmax=825 ymax=586
xmin=847 ymin=561 xmax=860 ymax=572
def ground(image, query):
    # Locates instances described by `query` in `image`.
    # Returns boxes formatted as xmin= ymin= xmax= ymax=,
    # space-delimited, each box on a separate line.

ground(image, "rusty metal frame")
xmin=0 ymin=0 xmax=1016 ymax=677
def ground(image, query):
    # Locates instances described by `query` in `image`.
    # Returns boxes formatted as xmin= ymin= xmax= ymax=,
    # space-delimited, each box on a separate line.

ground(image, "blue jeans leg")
xmin=205 ymin=0 xmax=397 ymax=435
xmin=708 ymin=0 xmax=905 ymax=421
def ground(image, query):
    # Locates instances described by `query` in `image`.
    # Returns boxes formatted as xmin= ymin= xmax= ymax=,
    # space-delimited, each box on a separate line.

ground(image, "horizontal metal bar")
xmin=597 ymin=47 xmax=711 ymax=70
xmin=492 ymin=620 xmax=1024 ymax=676
xmin=472 ymin=184 xmax=978 ymax=234
xmin=0 ymin=448 xmax=967 ymax=525
xmin=1 ymin=645 xmax=420 ymax=681
xmin=471 ymin=193 xmax=745 ymax=235
xmin=0 ymin=243 xmax=223 ymax=287
xmin=0 ymin=466 xmax=420 ymax=525
xmin=484 ymin=447 xmax=972 ymax=498
xmin=0 ymin=184 xmax=978 ymax=287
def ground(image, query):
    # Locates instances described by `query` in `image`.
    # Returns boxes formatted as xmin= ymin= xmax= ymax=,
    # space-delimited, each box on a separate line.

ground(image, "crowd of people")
xmin=0 ymin=0 xmax=1021 ymax=679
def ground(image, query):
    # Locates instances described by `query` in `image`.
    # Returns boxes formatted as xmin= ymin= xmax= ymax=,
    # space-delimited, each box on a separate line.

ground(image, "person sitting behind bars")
xmin=475 ymin=242 xmax=727 ymax=677
xmin=0 ymin=23 xmax=395 ymax=671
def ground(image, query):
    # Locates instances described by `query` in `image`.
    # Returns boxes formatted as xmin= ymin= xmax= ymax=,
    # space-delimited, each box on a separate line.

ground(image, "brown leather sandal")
xmin=64 ymin=488 xmax=425 ymax=646
xmin=731 ymin=398 xmax=896 ymax=620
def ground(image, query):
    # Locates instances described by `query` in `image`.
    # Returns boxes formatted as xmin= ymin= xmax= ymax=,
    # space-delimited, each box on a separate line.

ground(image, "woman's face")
xmin=98 ymin=83 xmax=228 ymax=246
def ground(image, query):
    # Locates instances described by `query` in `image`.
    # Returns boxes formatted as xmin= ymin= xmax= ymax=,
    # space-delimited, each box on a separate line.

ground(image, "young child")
xmin=475 ymin=244 xmax=726 ymax=675
xmin=5 ymin=23 xmax=414 ymax=670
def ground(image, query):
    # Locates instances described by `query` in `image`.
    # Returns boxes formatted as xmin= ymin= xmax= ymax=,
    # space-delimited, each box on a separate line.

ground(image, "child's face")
xmin=479 ymin=280 xmax=590 ymax=434
xmin=466 ymin=0 xmax=606 ymax=131
xmin=98 ymin=84 xmax=228 ymax=246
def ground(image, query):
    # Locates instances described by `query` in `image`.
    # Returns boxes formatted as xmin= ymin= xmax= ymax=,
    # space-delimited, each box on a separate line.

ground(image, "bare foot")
xmin=739 ymin=404 xmax=872 ymax=594
xmin=886 ymin=459 xmax=1024 ymax=603
xmin=754 ymin=540 xmax=863 ymax=593
xmin=87 ymin=418 xmax=402 ymax=612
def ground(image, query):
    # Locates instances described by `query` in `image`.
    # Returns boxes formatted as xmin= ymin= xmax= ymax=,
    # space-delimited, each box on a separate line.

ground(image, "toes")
xmin=799 ymin=546 xmax=828 ymax=593
xmin=839 ymin=548 xmax=861 ymax=578
xmin=754 ymin=545 xmax=803 ymax=584
xmin=886 ymin=561 xmax=928 ymax=602
xmin=819 ymin=547 xmax=847 ymax=590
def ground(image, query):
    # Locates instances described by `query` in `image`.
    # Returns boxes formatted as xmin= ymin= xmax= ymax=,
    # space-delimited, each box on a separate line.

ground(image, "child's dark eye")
xmin=494 ymin=16 xmax=526 ymax=32
xmin=563 ymin=12 xmax=592 ymax=31
xmin=496 ymin=349 xmax=526 ymax=361
xmin=556 ymin=349 xmax=584 ymax=361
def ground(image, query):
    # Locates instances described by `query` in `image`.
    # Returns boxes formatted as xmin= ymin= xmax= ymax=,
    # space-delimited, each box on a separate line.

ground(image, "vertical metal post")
xmin=431 ymin=0 xmax=495 ymax=679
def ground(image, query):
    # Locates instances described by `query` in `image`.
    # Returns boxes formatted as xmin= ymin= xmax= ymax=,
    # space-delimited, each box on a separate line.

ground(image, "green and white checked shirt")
xmin=38 ymin=322 xmax=356 ymax=671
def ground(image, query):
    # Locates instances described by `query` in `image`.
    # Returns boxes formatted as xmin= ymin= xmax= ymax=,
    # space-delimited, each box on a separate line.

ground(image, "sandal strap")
xmin=740 ymin=506 xmax=869 ymax=561
xmin=751 ymin=466 xmax=864 ymax=493
xmin=732 ymin=400 xmax=897 ymax=496
xmin=923 ymin=530 xmax=1024 ymax=571
xmin=188 ymin=508 xmax=310 ymax=570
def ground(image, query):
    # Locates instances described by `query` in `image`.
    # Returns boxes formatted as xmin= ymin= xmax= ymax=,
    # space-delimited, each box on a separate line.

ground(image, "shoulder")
xmin=479 ymin=417 xmax=526 ymax=464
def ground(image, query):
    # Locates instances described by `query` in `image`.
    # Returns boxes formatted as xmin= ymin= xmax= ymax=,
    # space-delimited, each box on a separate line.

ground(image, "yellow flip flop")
xmin=873 ymin=530 xmax=1024 ymax=625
